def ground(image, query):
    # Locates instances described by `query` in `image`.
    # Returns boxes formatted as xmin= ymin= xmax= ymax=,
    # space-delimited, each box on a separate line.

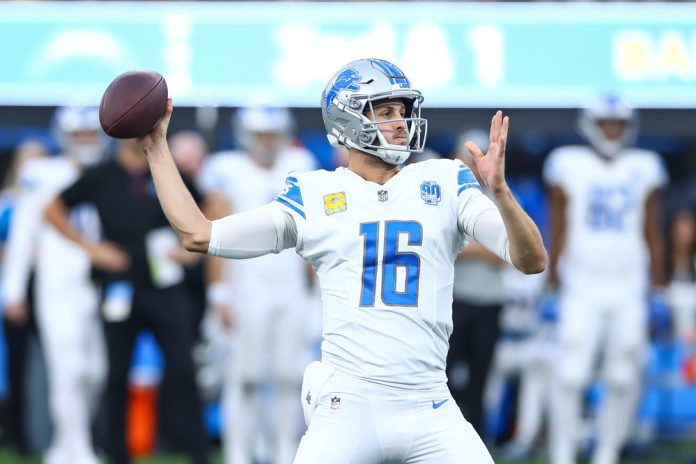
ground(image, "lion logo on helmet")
xmin=323 ymin=68 xmax=361 ymax=112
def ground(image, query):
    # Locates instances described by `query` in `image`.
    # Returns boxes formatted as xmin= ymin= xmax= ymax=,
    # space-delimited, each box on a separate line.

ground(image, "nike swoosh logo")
xmin=432 ymin=399 xmax=449 ymax=409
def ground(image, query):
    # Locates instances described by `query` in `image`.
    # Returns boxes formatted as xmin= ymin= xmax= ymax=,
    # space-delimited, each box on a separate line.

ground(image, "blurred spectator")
xmin=544 ymin=95 xmax=667 ymax=464
xmin=44 ymin=139 xmax=209 ymax=464
xmin=447 ymin=129 xmax=506 ymax=438
xmin=666 ymin=209 xmax=696 ymax=341
xmin=170 ymin=130 xmax=208 ymax=180
xmin=0 ymin=138 xmax=48 ymax=456
xmin=198 ymin=105 xmax=317 ymax=464
xmin=2 ymin=107 xmax=109 ymax=464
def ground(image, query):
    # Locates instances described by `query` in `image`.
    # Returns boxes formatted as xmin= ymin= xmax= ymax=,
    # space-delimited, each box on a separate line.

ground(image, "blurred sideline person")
xmin=44 ymin=139 xmax=210 ymax=464
xmin=494 ymin=266 xmax=551 ymax=461
xmin=544 ymin=95 xmax=667 ymax=464
xmin=2 ymin=107 xmax=108 ymax=464
xmin=666 ymin=210 xmax=696 ymax=341
xmin=447 ymin=129 xmax=506 ymax=438
xmin=198 ymin=105 xmax=317 ymax=464
xmin=136 ymin=58 xmax=546 ymax=463
xmin=0 ymin=139 xmax=49 ymax=455
xmin=163 ymin=130 xmax=215 ymax=453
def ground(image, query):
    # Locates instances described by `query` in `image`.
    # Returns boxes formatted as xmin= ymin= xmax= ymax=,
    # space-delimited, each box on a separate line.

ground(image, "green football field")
xmin=2 ymin=442 xmax=695 ymax=464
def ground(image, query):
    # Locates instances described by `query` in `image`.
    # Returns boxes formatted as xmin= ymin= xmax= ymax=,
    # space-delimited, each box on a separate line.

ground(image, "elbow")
xmin=179 ymin=230 xmax=210 ymax=254
xmin=516 ymin=248 xmax=548 ymax=275
xmin=178 ymin=218 xmax=212 ymax=254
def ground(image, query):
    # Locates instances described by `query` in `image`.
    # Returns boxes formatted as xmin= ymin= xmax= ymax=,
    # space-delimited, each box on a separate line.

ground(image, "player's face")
xmin=66 ymin=129 xmax=105 ymax=165
xmin=250 ymin=131 xmax=284 ymax=165
xmin=597 ymin=119 xmax=626 ymax=141
xmin=367 ymin=101 xmax=408 ymax=147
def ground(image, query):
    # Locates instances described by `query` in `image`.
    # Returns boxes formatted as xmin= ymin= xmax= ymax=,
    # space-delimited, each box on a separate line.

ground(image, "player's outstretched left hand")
xmin=464 ymin=110 xmax=509 ymax=195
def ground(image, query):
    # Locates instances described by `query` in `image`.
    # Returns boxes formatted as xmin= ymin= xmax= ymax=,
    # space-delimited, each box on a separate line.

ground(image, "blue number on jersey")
xmin=587 ymin=185 xmax=632 ymax=231
xmin=359 ymin=221 xmax=423 ymax=307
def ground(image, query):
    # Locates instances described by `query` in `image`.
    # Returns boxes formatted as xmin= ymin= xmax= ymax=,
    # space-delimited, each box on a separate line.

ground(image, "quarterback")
xmin=139 ymin=58 xmax=546 ymax=463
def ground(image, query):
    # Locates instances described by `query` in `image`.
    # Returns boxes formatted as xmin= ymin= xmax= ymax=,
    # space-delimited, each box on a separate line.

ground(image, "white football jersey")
xmin=200 ymin=147 xmax=316 ymax=291
xmin=2 ymin=157 xmax=100 ymax=304
xmin=272 ymin=159 xmax=492 ymax=389
xmin=543 ymin=145 xmax=667 ymax=278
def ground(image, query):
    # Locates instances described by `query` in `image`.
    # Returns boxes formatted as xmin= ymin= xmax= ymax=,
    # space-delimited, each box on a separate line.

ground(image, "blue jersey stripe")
xmin=274 ymin=197 xmax=306 ymax=219
xmin=283 ymin=179 xmax=304 ymax=207
xmin=458 ymin=184 xmax=481 ymax=195
xmin=458 ymin=167 xmax=479 ymax=187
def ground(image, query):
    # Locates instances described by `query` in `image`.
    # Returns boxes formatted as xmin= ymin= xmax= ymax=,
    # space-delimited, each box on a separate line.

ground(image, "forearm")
xmin=491 ymin=186 xmax=547 ymax=274
xmin=645 ymin=191 xmax=666 ymax=287
xmin=141 ymin=139 xmax=211 ymax=253
xmin=44 ymin=196 xmax=91 ymax=251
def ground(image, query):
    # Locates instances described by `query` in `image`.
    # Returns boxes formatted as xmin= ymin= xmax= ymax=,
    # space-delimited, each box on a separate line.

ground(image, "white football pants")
xmin=221 ymin=287 xmax=310 ymax=464
xmin=550 ymin=275 xmax=646 ymax=464
xmin=36 ymin=269 xmax=105 ymax=464
xmin=295 ymin=362 xmax=494 ymax=464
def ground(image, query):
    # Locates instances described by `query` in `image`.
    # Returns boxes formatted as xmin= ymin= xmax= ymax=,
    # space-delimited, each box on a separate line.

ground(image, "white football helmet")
xmin=577 ymin=95 xmax=638 ymax=158
xmin=52 ymin=106 xmax=109 ymax=166
xmin=321 ymin=58 xmax=427 ymax=165
xmin=233 ymin=105 xmax=294 ymax=164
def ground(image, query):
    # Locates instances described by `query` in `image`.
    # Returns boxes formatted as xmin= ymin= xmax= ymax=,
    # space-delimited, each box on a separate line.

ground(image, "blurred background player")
xmin=1 ymin=107 xmax=108 ymax=464
xmin=44 ymin=139 xmax=210 ymax=464
xmin=0 ymin=139 xmax=49 ymax=456
xmin=543 ymin=95 xmax=668 ymax=464
xmin=198 ymin=105 xmax=317 ymax=464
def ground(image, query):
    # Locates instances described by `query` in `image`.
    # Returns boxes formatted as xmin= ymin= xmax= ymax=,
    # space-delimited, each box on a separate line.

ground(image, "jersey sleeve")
xmin=644 ymin=152 xmax=668 ymax=192
xmin=542 ymin=148 xmax=566 ymax=187
xmin=456 ymin=184 xmax=512 ymax=265
xmin=273 ymin=175 xmax=306 ymax=220
xmin=207 ymin=204 xmax=297 ymax=259
xmin=456 ymin=161 xmax=482 ymax=196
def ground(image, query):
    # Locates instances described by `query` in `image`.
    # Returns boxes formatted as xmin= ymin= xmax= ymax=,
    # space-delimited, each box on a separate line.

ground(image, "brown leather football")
xmin=99 ymin=70 xmax=168 ymax=139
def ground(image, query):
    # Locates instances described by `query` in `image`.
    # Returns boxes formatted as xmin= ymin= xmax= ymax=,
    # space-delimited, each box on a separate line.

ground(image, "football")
xmin=99 ymin=70 xmax=168 ymax=139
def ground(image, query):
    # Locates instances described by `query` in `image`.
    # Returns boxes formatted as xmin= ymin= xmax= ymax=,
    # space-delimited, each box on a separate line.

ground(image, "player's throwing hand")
xmin=139 ymin=98 xmax=174 ymax=152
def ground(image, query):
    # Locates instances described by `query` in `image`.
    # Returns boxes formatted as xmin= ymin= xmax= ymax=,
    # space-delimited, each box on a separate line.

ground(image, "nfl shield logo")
xmin=331 ymin=396 xmax=341 ymax=410
xmin=420 ymin=181 xmax=441 ymax=205
xmin=377 ymin=190 xmax=388 ymax=202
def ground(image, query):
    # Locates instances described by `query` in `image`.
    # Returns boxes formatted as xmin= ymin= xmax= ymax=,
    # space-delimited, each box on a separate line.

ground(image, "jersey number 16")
xmin=359 ymin=221 xmax=423 ymax=307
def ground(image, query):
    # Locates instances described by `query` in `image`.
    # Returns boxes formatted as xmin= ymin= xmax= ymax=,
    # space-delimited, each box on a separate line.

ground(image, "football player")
xmin=2 ymin=106 xmax=108 ymax=464
xmin=544 ymin=96 xmax=667 ymax=464
xmin=137 ymin=58 xmax=546 ymax=463
xmin=198 ymin=105 xmax=317 ymax=464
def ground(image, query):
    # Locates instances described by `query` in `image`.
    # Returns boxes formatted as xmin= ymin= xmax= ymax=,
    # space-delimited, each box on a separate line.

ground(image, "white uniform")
xmin=543 ymin=145 xmax=667 ymax=464
xmin=268 ymin=159 xmax=496 ymax=463
xmin=2 ymin=157 xmax=104 ymax=464
xmin=200 ymin=147 xmax=317 ymax=464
